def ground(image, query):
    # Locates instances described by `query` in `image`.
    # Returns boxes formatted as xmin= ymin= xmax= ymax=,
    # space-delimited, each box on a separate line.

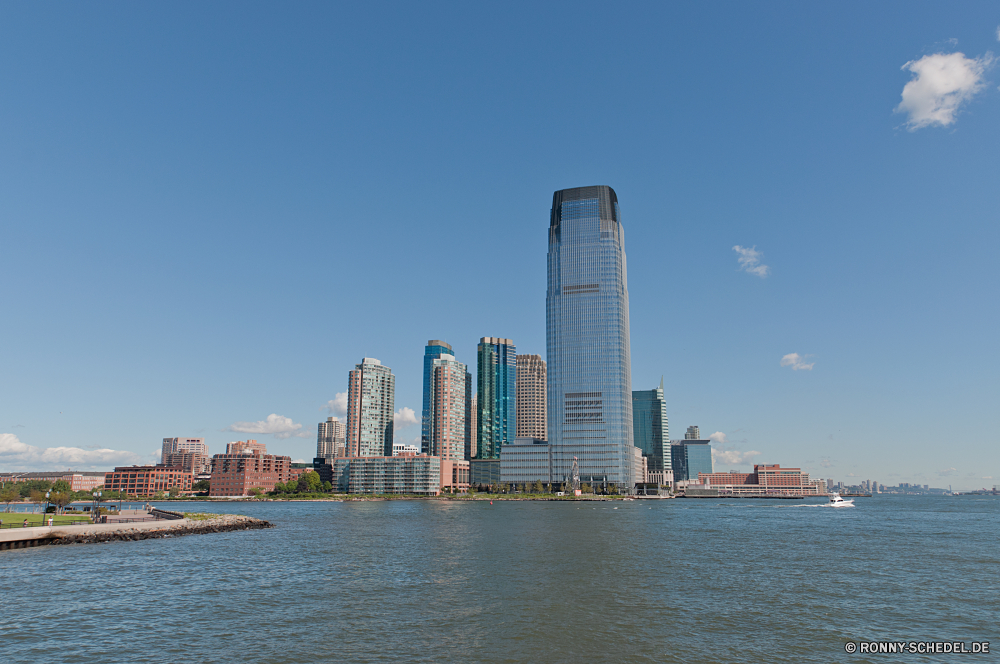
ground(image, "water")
xmin=1 ymin=496 xmax=997 ymax=663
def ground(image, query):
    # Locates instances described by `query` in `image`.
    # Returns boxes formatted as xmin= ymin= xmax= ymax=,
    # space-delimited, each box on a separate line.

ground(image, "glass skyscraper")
xmin=421 ymin=340 xmax=453 ymax=455
xmin=632 ymin=378 xmax=670 ymax=474
xmin=671 ymin=440 xmax=713 ymax=481
xmin=476 ymin=337 xmax=516 ymax=459
xmin=547 ymin=185 xmax=636 ymax=487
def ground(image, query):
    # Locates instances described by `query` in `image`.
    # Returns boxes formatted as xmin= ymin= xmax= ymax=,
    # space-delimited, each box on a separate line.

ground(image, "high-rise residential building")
xmin=429 ymin=354 xmax=470 ymax=490
xmin=476 ymin=337 xmax=516 ymax=459
xmin=468 ymin=394 xmax=478 ymax=459
xmin=421 ymin=340 xmax=454 ymax=455
xmin=162 ymin=437 xmax=210 ymax=474
xmin=671 ymin=440 xmax=713 ymax=481
xmin=516 ymin=354 xmax=547 ymax=440
xmin=317 ymin=416 xmax=346 ymax=459
xmin=346 ymin=357 xmax=395 ymax=457
xmin=632 ymin=378 xmax=670 ymax=475
xmin=685 ymin=425 xmax=701 ymax=440
xmin=546 ymin=185 xmax=637 ymax=488
xmin=227 ymin=439 xmax=268 ymax=455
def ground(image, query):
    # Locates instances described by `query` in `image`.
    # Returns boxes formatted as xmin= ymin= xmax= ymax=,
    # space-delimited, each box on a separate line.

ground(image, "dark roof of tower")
xmin=550 ymin=185 xmax=619 ymax=228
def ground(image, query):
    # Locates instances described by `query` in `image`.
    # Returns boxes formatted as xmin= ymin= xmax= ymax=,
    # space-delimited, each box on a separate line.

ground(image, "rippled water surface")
xmin=2 ymin=496 xmax=997 ymax=663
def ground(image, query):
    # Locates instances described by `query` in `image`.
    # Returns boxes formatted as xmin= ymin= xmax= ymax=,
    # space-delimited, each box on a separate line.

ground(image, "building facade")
xmin=317 ymin=416 xmax=346 ymax=459
xmin=327 ymin=456 xmax=441 ymax=495
xmin=430 ymin=353 xmax=470 ymax=491
xmin=546 ymin=185 xmax=637 ymax=488
xmin=685 ymin=426 xmax=701 ymax=440
xmin=346 ymin=357 xmax=395 ymax=457
xmin=468 ymin=394 xmax=477 ymax=459
xmin=421 ymin=340 xmax=454 ymax=455
xmin=516 ymin=354 xmax=547 ymax=440
xmin=209 ymin=450 xmax=292 ymax=497
xmin=500 ymin=437 xmax=552 ymax=485
xmin=697 ymin=464 xmax=825 ymax=496
xmin=162 ymin=437 xmax=210 ymax=474
xmin=476 ymin=337 xmax=516 ymax=460
xmin=671 ymin=440 xmax=713 ymax=481
xmin=227 ymin=439 xmax=268 ymax=455
xmin=104 ymin=465 xmax=193 ymax=496
xmin=632 ymin=378 xmax=670 ymax=474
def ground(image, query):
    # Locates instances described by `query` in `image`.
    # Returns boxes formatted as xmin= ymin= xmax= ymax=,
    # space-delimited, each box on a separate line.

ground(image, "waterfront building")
xmin=697 ymin=464 xmax=824 ymax=496
xmin=546 ymin=185 xmax=638 ymax=488
xmin=326 ymin=456 xmax=441 ymax=495
xmin=670 ymin=440 xmax=713 ymax=481
xmin=470 ymin=458 xmax=500 ymax=486
xmin=103 ymin=465 xmax=193 ymax=496
xmin=346 ymin=357 xmax=396 ymax=457
xmin=476 ymin=337 xmax=516 ymax=460
xmin=209 ymin=449 xmax=292 ymax=497
xmin=392 ymin=442 xmax=420 ymax=456
xmin=429 ymin=353 xmax=470 ymax=491
xmin=0 ymin=471 xmax=107 ymax=492
xmin=421 ymin=340 xmax=454 ymax=455
xmin=469 ymin=394 xmax=477 ymax=459
xmin=162 ymin=437 xmax=210 ymax=474
xmin=632 ymin=378 xmax=670 ymax=476
xmin=684 ymin=426 xmax=700 ymax=440
xmin=516 ymin=354 xmax=547 ymax=440
xmin=500 ymin=437 xmax=552 ymax=485
xmin=317 ymin=416 xmax=347 ymax=459
xmin=227 ymin=439 xmax=268 ymax=455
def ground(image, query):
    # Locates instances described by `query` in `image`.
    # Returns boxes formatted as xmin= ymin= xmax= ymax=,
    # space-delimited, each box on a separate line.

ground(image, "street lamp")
xmin=91 ymin=490 xmax=102 ymax=523
xmin=44 ymin=490 xmax=51 ymax=526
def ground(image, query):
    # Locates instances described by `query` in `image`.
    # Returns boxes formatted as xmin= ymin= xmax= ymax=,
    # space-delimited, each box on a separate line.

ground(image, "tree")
xmin=1 ymin=486 xmax=20 ymax=512
xmin=19 ymin=479 xmax=52 ymax=498
xmin=322 ymin=481 xmax=333 ymax=492
xmin=29 ymin=489 xmax=46 ymax=513
xmin=581 ymin=483 xmax=591 ymax=494
xmin=248 ymin=487 xmax=263 ymax=498
xmin=533 ymin=480 xmax=544 ymax=494
xmin=297 ymin=470 xmax=322 ymax=494
xmin=192 ymin=479 xmax=210 ymax=493
xmin=50 ymin=480 xmax=72 ymax=493
xmin=50 ymin=491 xmax=73 ymax=514
xmin=168 ymin=486 xmax=181 ymax=498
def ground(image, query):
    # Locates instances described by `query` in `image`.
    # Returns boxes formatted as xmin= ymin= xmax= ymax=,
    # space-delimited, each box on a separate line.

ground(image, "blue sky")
xmin=1 ymin=2 xmax=997 ymax=489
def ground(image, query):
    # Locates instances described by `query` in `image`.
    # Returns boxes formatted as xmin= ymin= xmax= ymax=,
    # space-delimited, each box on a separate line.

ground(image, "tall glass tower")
xmin=632 ymin=378 xmax=670 ymax=474
xmin=547 ymin=185 xmax=635 ymax=487
xmin=476 ymin=337 xmax=516 ymax=459
xmin=421 ymin=340 xmax=453 ymax=455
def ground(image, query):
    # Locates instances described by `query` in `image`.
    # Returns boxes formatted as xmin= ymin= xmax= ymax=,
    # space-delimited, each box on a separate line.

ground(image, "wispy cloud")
xmin=896 ymin=51 xmax=994 ymax=130
xmin=0 ymin=432 xmax=146 ymax=471
xmin=226 ymin=414 xmax=311 ymax=439
xmin=394 ymin=407 xmax=419 ymax=429
xmin=323 ymin=392 xmax=349 ymax=417
xmin=820 ymin=458 xmax=834 ymax=468
xmin=733 ymin=245 xmax=770 ymax=278
xmin=712 ymin=448 xmax=761 ymax=466
xmin=937 ymin=467 xmax=958 ymax=477
xmin=708 ymin=431 xmax=728 ymax=444
xmin=780 ymin=353 xmax=815 ymax=371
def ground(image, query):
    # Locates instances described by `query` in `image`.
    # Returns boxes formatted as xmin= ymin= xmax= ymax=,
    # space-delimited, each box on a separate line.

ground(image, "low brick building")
xmin=210 ymin=449 xmax=292 ymax=497
xmin=104 ymin=465 xmax=193 ymax=496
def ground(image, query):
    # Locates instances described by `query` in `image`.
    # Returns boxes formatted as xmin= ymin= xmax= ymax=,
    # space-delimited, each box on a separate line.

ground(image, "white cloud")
xmin=324 ymin=392 xmax=349 ymax=417
xmin=708 ymin=431 xmax=728 ymax=444
xmin=0 ymin=432 xmax=146 ymax=471
xmin=820 ymin=458 xmax=834 ymax=468
xmin=780 ymin=353 xmax=815 ymax=371
xmin=996 ymin=26 xmax=1000 ymax=42
xmin=937 ymin=467 xmax=958 ymax=477
xmin=711 ymin=448 xmax=762 ymax=466
xmin=226 ymin=414 xmax=311 ymax=439
xmin=896 ymin=52 xmax=993 ymax=130
xmin=733 ymin=245 xmax=770 ymax=278
xmin=394 ymin=407 xmax=419 ymax=429
xmin=153 ymin=448 xmax=162 ymax=462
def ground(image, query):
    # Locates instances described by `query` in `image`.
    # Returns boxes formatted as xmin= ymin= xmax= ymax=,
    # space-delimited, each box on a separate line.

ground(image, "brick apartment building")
xmin=0 ymin=472 xmax=107 ymax=491
xmin=210 ymin=442 xmax=291 ymax=497
xmin=104 ymin=465 xmax=193 ymax=496
xmin=698 ymin=464 xmax=825 ymax=496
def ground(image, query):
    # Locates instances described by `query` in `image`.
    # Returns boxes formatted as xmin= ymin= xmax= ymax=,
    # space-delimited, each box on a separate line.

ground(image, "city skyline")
xmin=1 ymin=3 xmax=998 ymax=489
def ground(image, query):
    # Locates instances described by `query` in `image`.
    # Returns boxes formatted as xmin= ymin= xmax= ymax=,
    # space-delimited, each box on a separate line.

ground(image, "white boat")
xmin=829 ymin=493 xmax=854 ymax=508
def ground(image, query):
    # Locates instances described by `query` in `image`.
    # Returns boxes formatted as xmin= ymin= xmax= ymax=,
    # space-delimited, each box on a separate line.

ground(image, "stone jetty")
xmin=0 ymin=513 xmax=271 ymax=551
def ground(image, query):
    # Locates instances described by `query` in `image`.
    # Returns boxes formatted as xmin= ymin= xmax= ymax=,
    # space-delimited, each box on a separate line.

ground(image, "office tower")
xmin=670 ymin=440 xmax=713 ymax=481
xmin=227 ymin=439 xmax=267 ymax=455
xmin=546 ymin=185 xmax=636 ymax=487
xmin=685 ymin=425 xmax=700 ymax=440
xmin=421 ymin=340 xmax=454 ymax=455
xmin=476 ymin=337 xmax=516 ymax=459
xmin=346 ymin=357 xmax=395 ymax=457
xmin=632 ymin=378 xmax=670 ymax=474
xmin=317 ymin=416 xmax=346 ymax=459
xmin=516 ymin=354 xmax=547 ymax=440
xmin=161 ymin=437 xmax=210 ymax=474
xmin=469 ymin=394 xmax=478 ymax=459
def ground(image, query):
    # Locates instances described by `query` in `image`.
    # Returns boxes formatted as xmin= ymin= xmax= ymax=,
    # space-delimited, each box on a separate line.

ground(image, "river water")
xmin=1 ymin=495 xmax=997 ymax=663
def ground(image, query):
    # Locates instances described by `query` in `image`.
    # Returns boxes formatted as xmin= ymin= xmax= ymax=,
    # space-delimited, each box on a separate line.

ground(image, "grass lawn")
xmin=0 ymin=513 xmax=94 ymax=528
xmin=182 ymin=512 xmax=219 ymax=521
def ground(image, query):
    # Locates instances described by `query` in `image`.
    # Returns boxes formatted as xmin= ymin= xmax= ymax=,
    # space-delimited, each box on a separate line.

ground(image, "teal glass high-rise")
xmin=547 ymin=186 xmax=635 ymax=487
xmin=476 ymin=337 xmax=516 ymax=459
xmin=422 ymin=340 xmax=453 ymax=455
xmin=632 ymin=378 xmax=670 ymax=473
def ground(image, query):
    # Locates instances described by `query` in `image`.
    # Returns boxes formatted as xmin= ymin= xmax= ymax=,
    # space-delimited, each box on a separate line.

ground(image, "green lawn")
xmin=0 ymin=513 xmax=94 ymax=528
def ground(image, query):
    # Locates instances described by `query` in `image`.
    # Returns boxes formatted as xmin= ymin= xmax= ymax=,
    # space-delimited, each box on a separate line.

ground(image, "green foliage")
xmin=533 ymin=481 xmax=544 ymax=494
xmin=581 ymin=483 xmax=592 ymax=494
xmin=168 ymin=486 xmax=181 ymax=497
xmin=50 ymin=480 xmax=72 ymax=493
xmin=296 ymin=470 xmax=322 ymax=493
xmin=192 ymin=480 xmax=210 ymax=492
xmin=1 ymin=486 xmax=21 ymax=510
xmin=50 ymin=491 xmax=74 ymax=512
xmin=322 ymin=481 xmax=333 ymax=492
xmin=18 ymin=479 xmax=53 ymax=498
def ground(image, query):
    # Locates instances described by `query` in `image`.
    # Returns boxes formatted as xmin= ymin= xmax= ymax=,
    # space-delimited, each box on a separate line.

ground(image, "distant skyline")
xmin=1 ymin=3 xmax=998 ymax=489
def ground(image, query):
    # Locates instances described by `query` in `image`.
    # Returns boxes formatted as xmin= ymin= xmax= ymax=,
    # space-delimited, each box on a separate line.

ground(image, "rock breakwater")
xmin=48 ymin=514 xmax=272 ymax=546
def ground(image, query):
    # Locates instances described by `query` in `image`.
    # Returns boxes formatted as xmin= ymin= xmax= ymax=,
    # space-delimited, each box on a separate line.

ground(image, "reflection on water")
xmin=2 ymin=496 xmax=997 ymax=663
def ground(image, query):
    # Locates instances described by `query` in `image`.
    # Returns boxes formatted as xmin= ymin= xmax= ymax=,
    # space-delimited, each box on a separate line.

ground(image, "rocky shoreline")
xmin=48 ymin=514 xmax=272 ymax=546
